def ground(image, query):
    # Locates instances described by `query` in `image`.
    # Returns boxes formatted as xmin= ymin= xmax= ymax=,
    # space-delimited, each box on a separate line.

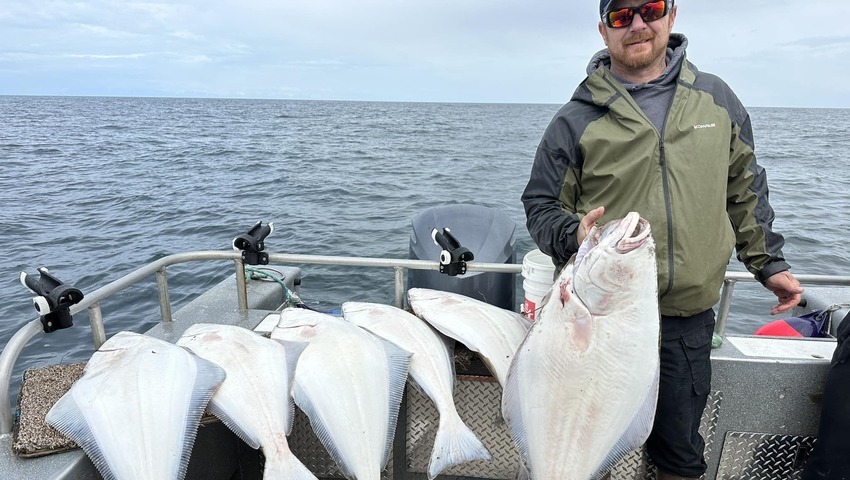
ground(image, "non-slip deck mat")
xmin=13 ymin=362 xmax=85 ymax=457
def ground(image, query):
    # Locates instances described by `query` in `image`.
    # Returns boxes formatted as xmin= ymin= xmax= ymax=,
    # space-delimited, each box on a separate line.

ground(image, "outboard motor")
xmin=409 ymin=204 xmax=516 ymax=309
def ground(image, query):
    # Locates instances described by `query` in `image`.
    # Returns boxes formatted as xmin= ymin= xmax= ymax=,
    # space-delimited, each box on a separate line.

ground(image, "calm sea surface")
xmin=1 ymin=96 xmax=849 ymax=399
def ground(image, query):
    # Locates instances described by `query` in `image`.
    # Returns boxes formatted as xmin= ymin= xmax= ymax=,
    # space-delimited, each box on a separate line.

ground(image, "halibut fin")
xmin=46 ymin=393 xmax=118 ymax=480
xmin=380 ymin=337 xmax=412 ymax=470
xmin=179 ymin=355 xmax=227 ymax=480
xmin=428 ymin=414 xmax=492 ymax=479
xmin=273 ymin=339 xmax=309 ymax=435
xmin=206 ymin=401 xmax=260 ymax=449
xmin=292 ymin=382 xmax=357 ymax=479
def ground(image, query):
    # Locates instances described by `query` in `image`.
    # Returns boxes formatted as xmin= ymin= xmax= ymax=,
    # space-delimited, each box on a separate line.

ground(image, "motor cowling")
xmin=408 ymin=204 xmax=516 ymax=310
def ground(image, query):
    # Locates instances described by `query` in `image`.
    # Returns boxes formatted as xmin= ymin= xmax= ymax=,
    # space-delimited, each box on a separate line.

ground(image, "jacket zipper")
xmin=658 ymin=140 xmax=675 ymax=298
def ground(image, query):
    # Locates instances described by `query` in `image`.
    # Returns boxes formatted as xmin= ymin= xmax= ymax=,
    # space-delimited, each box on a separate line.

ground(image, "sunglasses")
xmin=603 ymin=0 xmax=670 ymax=28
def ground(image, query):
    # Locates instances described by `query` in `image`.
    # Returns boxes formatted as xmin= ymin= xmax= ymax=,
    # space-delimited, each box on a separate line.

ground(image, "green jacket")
xmin=521 ymin=41 xmax=790 ymax=316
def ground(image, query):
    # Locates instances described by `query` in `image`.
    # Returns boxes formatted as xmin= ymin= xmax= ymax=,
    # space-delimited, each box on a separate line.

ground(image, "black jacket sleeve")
xmin=521 ymin=145 xmax=581 ymax=269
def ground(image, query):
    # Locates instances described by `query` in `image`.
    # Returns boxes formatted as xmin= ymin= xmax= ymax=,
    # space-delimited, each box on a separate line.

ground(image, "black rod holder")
xmin=233 ymin=221 xmax=274 ymax=265
xmin=431 ymin=227 xmax=474 ymax=276
xmin=20 ymin=268 xmax=84 ymax=333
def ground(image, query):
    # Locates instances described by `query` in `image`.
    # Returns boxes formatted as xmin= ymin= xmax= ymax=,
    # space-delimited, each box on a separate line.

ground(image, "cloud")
xmin=64 ymin=53 xmax=150 ymax=60
xmin=71 ymin=23 xmax=137 ymax=38
xmin=169 ymin=31 xmax=202 ymax=41
xmin=780 ymin=35 xmax=850 ymax=49
xmin=0 ymin=0 xmax=848 ymax=105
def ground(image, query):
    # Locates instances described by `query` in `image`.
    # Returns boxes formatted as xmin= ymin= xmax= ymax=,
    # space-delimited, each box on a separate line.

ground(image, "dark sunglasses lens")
xmin=606 ymin=1 xmax=668 ymax=28
xmin=608 ymin=8 xmax=634 ymax=28
xmin=640 ymin=1 xmax=667 ymax=22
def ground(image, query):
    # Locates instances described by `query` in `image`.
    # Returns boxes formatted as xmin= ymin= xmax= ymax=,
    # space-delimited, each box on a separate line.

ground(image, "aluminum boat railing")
xmin=1 ymin=250 xmax=849 ymax=436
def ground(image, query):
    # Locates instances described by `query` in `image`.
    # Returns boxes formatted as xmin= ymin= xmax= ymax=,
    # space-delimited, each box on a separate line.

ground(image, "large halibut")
xmin=45 ymin=331 xmax=225 ymax=480
xmin=271 ymin=308 xmax=410 ymax=480
xmin=176 ymin=323 xmax=316 ymax=480
xmin=341 ymin=302 xmax=491 ymax=479
xmin=406 ymin=288 xmax=529 ymax=387
xmin=502 ymin=212 xmax=660 ymax=479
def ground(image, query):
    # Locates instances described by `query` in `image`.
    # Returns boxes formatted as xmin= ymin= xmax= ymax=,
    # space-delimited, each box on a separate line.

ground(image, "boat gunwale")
xmin=1 ymin=249 xmax=849 ymax=436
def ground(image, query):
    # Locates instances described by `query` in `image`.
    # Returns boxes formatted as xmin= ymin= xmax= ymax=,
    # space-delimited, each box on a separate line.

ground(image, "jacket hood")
xmin=573 ymin=33 xmax=688 ymax=107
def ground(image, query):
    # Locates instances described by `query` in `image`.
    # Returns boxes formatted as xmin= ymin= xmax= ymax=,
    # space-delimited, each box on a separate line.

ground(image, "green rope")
xmin=711 ymin=333 xmax=723 ymax=349
xmin=244 ymin=266 xmax=303 ymax=307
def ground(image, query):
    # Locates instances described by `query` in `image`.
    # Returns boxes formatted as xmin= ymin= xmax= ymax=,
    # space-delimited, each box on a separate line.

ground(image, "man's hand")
xmin=764 ymin=270 xmax=804 ymax=315
xmin=577 ymin=206 xmax=605 ymax=245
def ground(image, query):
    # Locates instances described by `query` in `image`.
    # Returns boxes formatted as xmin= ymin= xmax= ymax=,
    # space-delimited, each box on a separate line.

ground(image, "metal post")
xmin=156 ymin=267 xmax=172 ymax=322
xmin=88 ymin=302 xmax=107 ymax=349
xmin=715 ymin=278 xmax=737 ymax=337
xmin=0 ymin=319 xmax=42 ymax=435
xmin=235 ymin=259 xmax=248 ymax=310
xmin=394 ymin=266 xmax=405 ymax=309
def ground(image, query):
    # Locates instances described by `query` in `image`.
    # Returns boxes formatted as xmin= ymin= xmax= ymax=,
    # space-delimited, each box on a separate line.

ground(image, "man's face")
xmin=598 ymin=0 xmax=677 ymax=72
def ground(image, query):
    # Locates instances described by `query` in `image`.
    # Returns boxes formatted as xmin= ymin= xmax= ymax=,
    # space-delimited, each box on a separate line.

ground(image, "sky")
xmin=1 ymin=0 xmax=849 ymax=108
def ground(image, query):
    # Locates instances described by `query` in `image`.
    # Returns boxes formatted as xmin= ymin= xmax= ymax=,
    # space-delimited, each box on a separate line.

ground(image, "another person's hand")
xmin=764 ymin=270 xmax=804 ymax=315
xmin=577 ymin=206 xmax=605 ymax=245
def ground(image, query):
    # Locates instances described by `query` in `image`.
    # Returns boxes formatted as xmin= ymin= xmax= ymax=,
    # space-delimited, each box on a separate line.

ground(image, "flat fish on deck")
xmin=502 ymin=212 xmax=660 ymax=479
xmin=176 ymin=323 xmax=316 ymax=480
xmin=406 ymin=288 xmax=529 ymax=387
xmin=45 ymin=331 xmax=225 ymax=480
xmin=271 ymin=308 xmax=411 ymax=480
xmin=341 ymin=302 xmax=491 ymax=479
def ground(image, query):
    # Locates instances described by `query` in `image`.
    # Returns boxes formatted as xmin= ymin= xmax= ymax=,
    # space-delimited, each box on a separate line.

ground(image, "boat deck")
xmin=0 ymin=251 xmax=847 ymax=479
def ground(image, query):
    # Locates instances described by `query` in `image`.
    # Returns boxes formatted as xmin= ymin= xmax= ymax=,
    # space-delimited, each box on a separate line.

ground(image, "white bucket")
xmin=521 ymin=249 xmax=556 ymax=321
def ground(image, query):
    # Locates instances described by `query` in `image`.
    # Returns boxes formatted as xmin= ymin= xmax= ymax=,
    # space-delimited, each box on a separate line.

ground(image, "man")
xmin=520 ymin=1 xmax=804 ymax=479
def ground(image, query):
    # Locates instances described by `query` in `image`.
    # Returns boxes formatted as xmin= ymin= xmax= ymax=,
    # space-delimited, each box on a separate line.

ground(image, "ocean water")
xmin=1 ymin=96 xmax=849 ymax=397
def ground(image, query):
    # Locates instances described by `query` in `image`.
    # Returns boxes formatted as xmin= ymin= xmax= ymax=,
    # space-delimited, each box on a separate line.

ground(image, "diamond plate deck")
xmin=272 ymin=373 xmax=818 ymax=480
xmin=715 ymin=432 xmax=815 ymax=480
xmin=405 ymin=378 xmax=724 ymax=479
xmin=609 ymin=391 xmax=723 ymax=480
xmin=406 ymin=376 xmax=519 ymax=479
xmin=288 ymin=407 xmax=394 ymax=479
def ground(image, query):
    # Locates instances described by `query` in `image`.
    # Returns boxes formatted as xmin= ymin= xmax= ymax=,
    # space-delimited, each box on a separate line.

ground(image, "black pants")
xmin=802 ymin=315 xmax=850 ymax=480
xmin=646 ymin=309 xmax=715 ymax=478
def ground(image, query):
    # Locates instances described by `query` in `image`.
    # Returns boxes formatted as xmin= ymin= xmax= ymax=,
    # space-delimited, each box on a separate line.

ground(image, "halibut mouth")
xmin=576 ymin=211 xmax=652 ymax=274
xmin=615 ymin=212 xmax=651 ymax=253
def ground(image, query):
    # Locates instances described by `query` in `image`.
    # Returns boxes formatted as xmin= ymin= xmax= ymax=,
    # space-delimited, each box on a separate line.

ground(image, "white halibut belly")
xmin=340 ymin=302 xmax=491 ymax=478
xmin=407 ymin=288 xmax=528 ymax=387
xmin=509 ymin=308 xmax=659 ymax=477
xmin=298 ymin=335 xmax=389 ymax=474
xmin=272 ymin=309 xmax=410 ymax=480
xmin=176 ymin=324 xmax=315 ymax=479
xmin=45 ymin=332 xmax=225 ymax=480
xmin=341 ymin=302 xmax=455 ymax=414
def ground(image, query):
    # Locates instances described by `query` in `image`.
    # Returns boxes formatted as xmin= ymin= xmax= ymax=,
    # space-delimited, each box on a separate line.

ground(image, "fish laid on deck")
xmin=176 ymin=323 xmax=316 ymax=480
xmin=44 ymin=331 xmax=226 ymax=480
xmin=502 ymin=212 xmax=661 ymax=479
xmin=271 ymin=308 xmax=410 ymax=480
xmin=341 ymin=301 xmax=491 ymax=479
xmin=407 ymin=288 xmax=530 ymax=387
